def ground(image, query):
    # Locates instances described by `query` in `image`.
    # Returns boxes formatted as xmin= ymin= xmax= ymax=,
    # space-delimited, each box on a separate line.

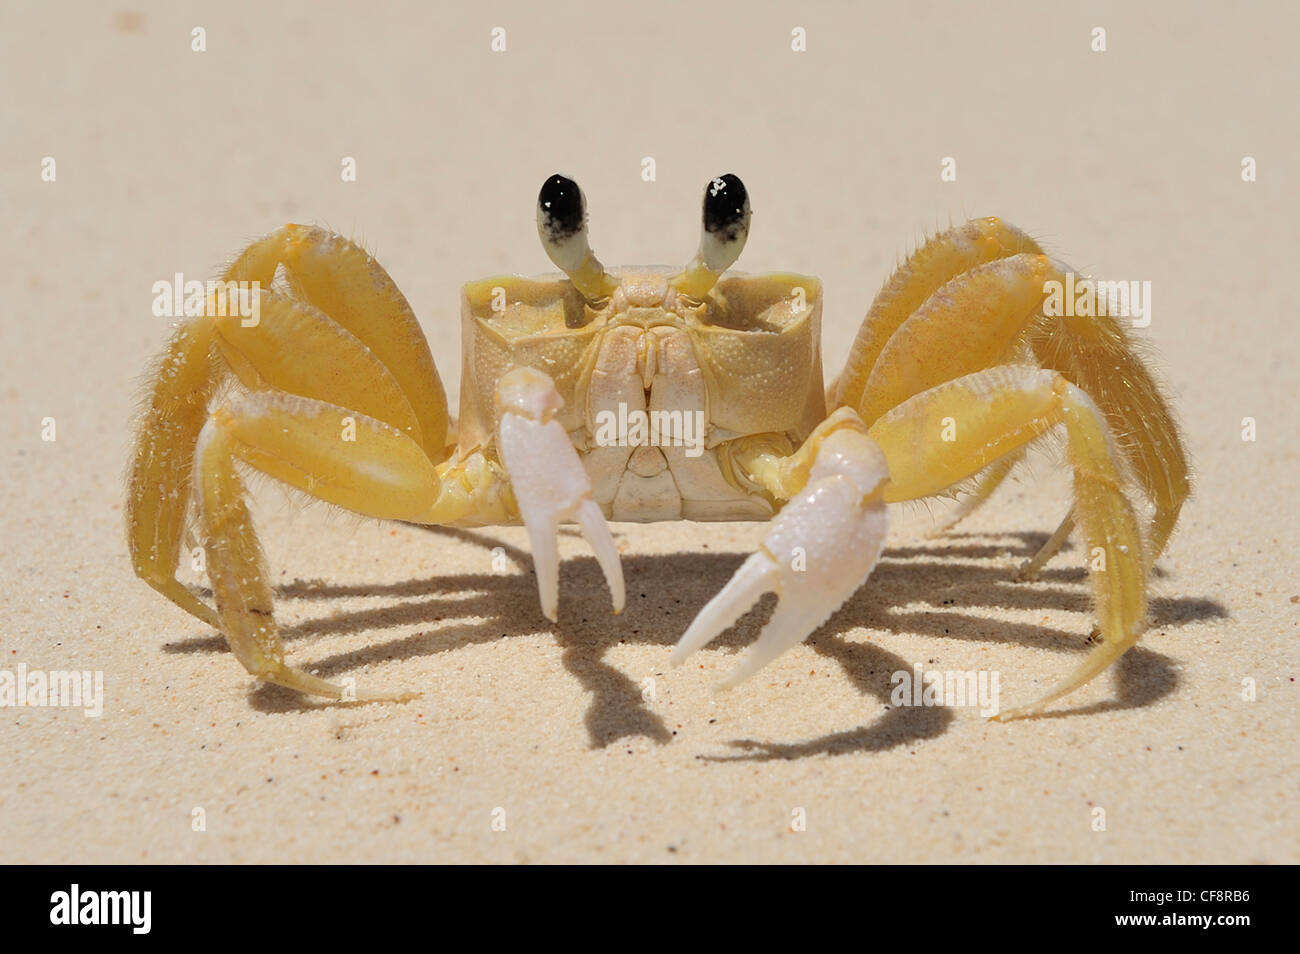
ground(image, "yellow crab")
xmin=127 ymin=173 xmax=1189 ymax=720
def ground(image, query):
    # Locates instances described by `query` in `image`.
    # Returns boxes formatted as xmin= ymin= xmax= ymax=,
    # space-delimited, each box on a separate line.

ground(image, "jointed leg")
xmin=839 ymin=218 xmax=1188 ymax=566
xmin=212 ymin=291 xmax=423 ymax=439
xmin=851 ymin=251 xmax=1058 ymax=425
xmin=193 ymin=392 xmax=471 ymax=699
xmin=128 ymin=226 xmax=451 ymax=628
xmin=929 ymin=447 xmax=1024 ymax=536
xmin=128 ymin=316 xmax=221 ymax=626
xmin=1016 ymin=510 xmax=1075 ymax=581
xmin=1029 ymin=310 xmax=1189 ymax=562
xmin=223 ymin=225 xmax=449 ymax=459
xmin=177 ymin=365 xmax=620 ymax=699
xmin=131 ymin=226 xmax=627 ymax=699
xmin=836 ymin=217 xmax=1044 ymax=415
xmin=867 ymin=366 xmax=1147 ymax=719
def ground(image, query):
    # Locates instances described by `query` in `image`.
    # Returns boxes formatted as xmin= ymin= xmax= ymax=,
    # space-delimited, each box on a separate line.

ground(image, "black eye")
xmin=703 ymin=173 xmax=749 ymax=243
xmin=538 ymin=174 xmax=585 ymax=242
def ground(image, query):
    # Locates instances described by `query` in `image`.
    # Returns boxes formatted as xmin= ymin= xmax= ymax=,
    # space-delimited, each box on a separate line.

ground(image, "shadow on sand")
xmin=164 ymin=525 xmax=1225 ymax=759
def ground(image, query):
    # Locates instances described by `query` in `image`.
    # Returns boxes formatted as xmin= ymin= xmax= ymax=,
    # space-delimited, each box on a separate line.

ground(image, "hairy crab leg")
xmin=193 ymin=391 xmax=475 ymax=701
xmin=867 ymin=366 xmax=1147 ymax=720
xmin=927 ymin=448 xmax=1025 ymax=537
xmin=1016 ymin=510 xmax=1076 ymax=581
xmin=128 ymin=225 xmax=453 ymax=631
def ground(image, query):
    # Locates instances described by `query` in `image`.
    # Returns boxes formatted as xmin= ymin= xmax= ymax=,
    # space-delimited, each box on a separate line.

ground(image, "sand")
xmin=1 ymin=0 xmax=1296 ymax=863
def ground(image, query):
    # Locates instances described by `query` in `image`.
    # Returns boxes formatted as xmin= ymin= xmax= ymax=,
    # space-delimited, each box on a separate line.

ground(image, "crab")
xmin=127 ymin=173 xmax=1189 ymax=720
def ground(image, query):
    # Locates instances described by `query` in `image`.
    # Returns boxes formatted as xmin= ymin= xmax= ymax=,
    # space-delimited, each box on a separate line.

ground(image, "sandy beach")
xmin=1 ymin=0 xmax=1296 ymax=863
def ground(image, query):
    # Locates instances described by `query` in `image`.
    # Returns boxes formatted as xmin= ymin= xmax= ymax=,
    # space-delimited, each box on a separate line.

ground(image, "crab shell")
xmin=456 ymin=268 xmax=826 ymax=522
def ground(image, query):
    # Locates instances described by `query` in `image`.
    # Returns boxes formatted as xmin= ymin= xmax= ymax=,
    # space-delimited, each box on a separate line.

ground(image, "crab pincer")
xmin=671 ymin=427 xmax=890 ymax=686
xmin=495 ymin=366 xmax=625 ymax=621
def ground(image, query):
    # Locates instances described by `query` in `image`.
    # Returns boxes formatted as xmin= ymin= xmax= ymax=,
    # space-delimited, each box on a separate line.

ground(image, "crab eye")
xmin=537 ymin=174 xmax=585 ymax=260
xmin=670 ymin=173 xmax=752 ymax=299
xmin=700 ymin=173 xmax=751 ymax=272
xmin=695 ymin=173 xmax=751 ymax=279
xmin=703 ymin=174 xmax=750 ymax=243
xmin=536 ymin=173 xmax=617 ymax=301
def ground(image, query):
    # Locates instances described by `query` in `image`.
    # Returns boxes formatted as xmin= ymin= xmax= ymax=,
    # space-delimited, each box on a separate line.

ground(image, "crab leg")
xmin=928 ymin=448 xmax=1025 ymax=536
xmin=221 ymin=224 xmax=449 ymax=459
xmin=193 ymin=391 xmax=474 ymax=700
xmin=670 ymin=422 xmax=889 ymax=687
xmin=1016 ymin=510 xmax=1076 ymax=581
xmin=495 ymin=367 xmax=625 ymax=621
xmin=128 ymin=225 xmax=452 ymax=629
xmin=128 ymin=313 xmax=222 ymax=626
xmin=868 ymin=366 xmax=1147 ymax=719
xmin=836 ymin=217 xmax=1044 ymax=417
xmin=838 ymin=219 xmax=1188 ymax=565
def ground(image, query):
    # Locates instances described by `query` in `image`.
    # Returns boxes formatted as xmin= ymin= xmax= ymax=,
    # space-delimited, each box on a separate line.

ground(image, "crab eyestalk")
xmin=672 ymin=173 xmax=751 ymax=299
xmin=537 ymin=174 xmax=619 ymax=302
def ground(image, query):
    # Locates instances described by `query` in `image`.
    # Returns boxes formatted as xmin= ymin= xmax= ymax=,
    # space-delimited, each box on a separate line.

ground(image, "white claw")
xmin=671 ymin=429 xmax=891 ymax=687
xmin=576 ymin=497 xmax=625 ymax=614
xmin=497 ymin=367 xmax=624 ymax=621
xmin=670 ymin=554 xmax=773 ymax=666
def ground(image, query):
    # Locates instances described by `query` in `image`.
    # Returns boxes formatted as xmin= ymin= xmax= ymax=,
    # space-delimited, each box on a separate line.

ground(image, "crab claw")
xmin=670 ymin=428 xmax=890 ymax=687
xmin=496 ymin=366 xmax=625 ymax=621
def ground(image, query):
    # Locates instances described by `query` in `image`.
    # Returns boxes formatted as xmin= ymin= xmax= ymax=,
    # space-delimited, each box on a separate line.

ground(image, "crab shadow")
xmin=164 ymin=526 xmax=1225 ymax=758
